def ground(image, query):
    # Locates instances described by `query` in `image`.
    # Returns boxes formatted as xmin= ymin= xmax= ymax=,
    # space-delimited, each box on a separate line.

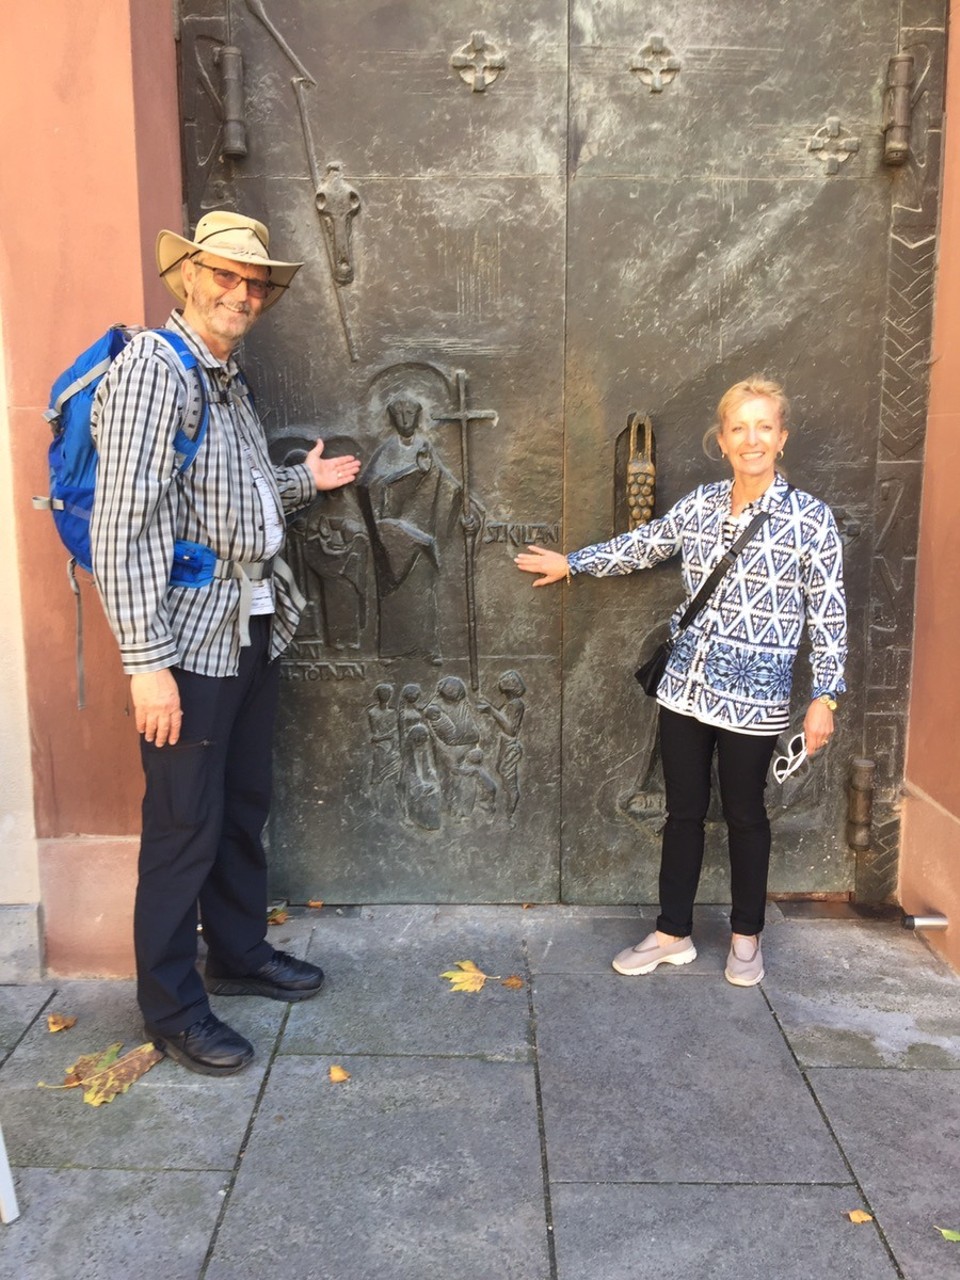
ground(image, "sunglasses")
xmin=192 ymin=259 xmax=279 ymax=300
xmin=772 ymin=732 xmax=807 ymax=783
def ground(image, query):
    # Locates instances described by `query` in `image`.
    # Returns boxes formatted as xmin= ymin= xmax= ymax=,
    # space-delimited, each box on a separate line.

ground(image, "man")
xmin=91 ymin=211 xmax=360 ymax=1075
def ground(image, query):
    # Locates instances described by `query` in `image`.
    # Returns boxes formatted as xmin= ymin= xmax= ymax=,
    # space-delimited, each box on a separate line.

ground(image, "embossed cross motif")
xmin=630 ymin=35 xmax=681 ymax=93
xmin=451 ymin=31 xmax=507 ymax=92
xmin=807 ymin=117 xmax=861 ymax=174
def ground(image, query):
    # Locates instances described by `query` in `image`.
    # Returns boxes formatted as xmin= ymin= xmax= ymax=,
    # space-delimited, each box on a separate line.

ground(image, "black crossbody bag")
xmin=634 ymin=509 xmax=771 ymax=696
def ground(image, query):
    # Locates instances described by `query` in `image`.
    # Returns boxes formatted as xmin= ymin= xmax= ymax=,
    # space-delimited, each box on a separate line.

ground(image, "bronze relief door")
xmin=177 ymin=1 xmax=944 ymax=904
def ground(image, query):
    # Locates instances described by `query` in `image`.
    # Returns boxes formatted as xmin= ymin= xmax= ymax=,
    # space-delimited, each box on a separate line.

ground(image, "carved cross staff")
xmin=292 ymin=82 xmax=361 ymax=362
xmin=433 ymin=370 xmax=498 ymax=690
xmin=245 ymin=0 xmax=361 ymax=361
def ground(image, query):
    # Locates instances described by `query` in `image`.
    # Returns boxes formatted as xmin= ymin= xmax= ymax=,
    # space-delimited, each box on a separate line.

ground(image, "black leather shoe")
xmin=204 ymin=950 xmax=325 ymax=1002
xmin=145 ymin=1012 xmax=254 ymax=1076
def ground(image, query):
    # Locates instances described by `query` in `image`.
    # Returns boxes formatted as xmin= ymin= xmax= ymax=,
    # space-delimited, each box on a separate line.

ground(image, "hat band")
xmin=197 ymin=224 xmax=269 ymax=253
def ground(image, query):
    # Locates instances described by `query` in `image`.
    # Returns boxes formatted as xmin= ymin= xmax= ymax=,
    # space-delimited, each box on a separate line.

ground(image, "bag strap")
xmin=675 ymin=511 xmax=769 ymax=633
xmin=152 ymin=330 xmax=209 ymax=472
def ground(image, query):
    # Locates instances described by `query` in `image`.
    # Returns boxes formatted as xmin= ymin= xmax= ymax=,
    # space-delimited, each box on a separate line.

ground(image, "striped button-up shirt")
xmin=91 ymin=312 xmax=315 ymax=676
xmin=568 ymin=474 xmax=847 ymax=734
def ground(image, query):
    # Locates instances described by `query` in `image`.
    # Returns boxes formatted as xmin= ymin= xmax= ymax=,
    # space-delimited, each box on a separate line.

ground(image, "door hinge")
xmin=882 ymin=53 xmax=914 ymax=166
xmin=214 ymin=45 xmax=248 ymax=158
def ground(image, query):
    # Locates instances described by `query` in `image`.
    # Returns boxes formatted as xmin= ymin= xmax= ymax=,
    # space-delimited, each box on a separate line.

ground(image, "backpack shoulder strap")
xmin=151 ymin=329 xmax=209 ymax=474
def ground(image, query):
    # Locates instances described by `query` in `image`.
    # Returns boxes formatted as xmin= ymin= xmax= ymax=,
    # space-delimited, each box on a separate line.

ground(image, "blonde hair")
xmin=702 ymin=375 xmax=790 ymax=459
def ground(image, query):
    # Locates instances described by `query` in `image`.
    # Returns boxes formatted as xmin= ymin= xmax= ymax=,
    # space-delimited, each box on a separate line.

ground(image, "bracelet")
xmin=816 ymin=693 xmax=838 ymax=711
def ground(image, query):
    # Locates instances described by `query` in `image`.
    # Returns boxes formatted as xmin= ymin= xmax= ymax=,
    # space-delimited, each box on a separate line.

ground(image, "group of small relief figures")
xmin=367 ymin=671 xmax=526 ymax=831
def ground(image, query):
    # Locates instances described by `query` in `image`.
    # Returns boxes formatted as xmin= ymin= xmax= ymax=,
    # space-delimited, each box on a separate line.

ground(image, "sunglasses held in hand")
xmin=772 ymin=732 xmax=807 ymax=783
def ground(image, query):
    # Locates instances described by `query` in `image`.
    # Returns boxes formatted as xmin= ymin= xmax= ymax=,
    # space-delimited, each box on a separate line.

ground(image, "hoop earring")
xmin=777 ymin=450 xmax=784 ymax=460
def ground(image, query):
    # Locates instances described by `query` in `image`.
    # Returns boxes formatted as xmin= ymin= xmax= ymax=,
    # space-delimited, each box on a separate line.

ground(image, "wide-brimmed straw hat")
xmin=156 ymin=210 xmax=302 ymax=310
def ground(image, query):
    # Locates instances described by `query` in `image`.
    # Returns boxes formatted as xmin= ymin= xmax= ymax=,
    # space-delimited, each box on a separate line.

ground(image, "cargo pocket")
xmin=140 ymin=737 xmax=216 ymax=833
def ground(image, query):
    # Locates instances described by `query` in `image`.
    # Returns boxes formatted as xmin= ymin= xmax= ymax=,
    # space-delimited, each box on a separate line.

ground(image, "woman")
xmin=515 ymin=377 xmax=847 ymax=986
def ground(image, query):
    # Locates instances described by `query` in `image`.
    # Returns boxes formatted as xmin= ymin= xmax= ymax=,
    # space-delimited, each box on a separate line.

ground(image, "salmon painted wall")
xmin=901 ymin=1 xmax=960 ymax=972
xmin=0 ymin=0 xmax=182 ymax=972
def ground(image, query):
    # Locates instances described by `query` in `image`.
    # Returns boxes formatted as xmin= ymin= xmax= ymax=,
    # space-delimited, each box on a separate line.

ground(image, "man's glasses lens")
xmin=772 ymin=732 xmax=807 ymax=783
xmin=195 ymin=261 xmax=275 ymax=299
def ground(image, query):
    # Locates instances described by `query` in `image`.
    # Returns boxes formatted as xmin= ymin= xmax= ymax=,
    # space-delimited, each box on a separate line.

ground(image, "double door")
xmin=178 ymin=0 xmax=944 ymax=902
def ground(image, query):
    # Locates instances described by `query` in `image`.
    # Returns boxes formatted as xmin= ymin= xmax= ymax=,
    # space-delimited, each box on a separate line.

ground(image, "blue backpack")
xmin=35 ymin=326 xmax=208 ymax=572
xmin=34 ymin=325 xmax=209 ymax=705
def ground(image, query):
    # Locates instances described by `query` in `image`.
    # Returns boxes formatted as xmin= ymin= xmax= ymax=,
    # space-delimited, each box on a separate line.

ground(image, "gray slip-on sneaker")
xmin=724 ymin=935 xmax=764 ymax=986
xmin=612 ymin=930 xmax=697 ymax=976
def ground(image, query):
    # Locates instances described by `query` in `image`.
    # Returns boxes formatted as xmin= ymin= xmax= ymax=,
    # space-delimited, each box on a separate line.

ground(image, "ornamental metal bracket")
xmin=629 ymin=36 xmax=681 ymax=93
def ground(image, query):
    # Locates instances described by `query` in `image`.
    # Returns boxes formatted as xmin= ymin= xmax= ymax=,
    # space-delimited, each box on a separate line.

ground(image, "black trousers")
xmin=656 ymin=706 xmax=779 ymax=939
xmin=135 ymin=616 xmax=279 ymax=1032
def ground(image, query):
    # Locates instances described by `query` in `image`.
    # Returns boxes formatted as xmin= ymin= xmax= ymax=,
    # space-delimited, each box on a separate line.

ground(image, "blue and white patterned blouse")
xmin=567 ymin=473 xmax=847 ymax=735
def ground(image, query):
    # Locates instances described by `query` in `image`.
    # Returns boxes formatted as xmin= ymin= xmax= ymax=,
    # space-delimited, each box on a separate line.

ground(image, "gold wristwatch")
xmin=816 ymin=693 xmax=838 ymax=711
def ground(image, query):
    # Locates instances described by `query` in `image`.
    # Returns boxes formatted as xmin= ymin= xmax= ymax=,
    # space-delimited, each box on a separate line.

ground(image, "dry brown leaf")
xmin=80 ymin=1042 xmax=164 ymax=1107
xmin=521 ymin=903 xmax=535 ymax=910
xmin=500 ymin=975 xmax=524 ymax=990
xmin=39 ymin=1039 xmax=162 ymax=1105
xmin=47 ymin=1013 xmax=77 ymax=1033
xmin=38 ymin=1041 xmax=123 ymax=1091
xmin=846 ymin=1210 xmax=874 ymax=1224
xmin=329 ymin=1064 xmax=351 ymax=1083
xmin=65 ymin=1042 xmax=124 ymax=1087
xmin=267 ymin=906 xmax=289 ymax=925
xmin=441 ymin=960 xmax=497 ymax=993
xmin=307 ymin=900 xmax=325 ymax=910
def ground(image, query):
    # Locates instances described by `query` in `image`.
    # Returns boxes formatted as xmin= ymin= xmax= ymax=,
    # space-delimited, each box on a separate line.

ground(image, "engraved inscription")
xmin=483 ymin=522 xmax=561 ymax=546
xmin=281 ymin=658 xmax=367 ymax=681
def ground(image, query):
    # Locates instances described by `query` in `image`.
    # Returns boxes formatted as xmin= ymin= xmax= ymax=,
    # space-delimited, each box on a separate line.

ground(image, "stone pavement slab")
xmin=1 ymin=980 xmax=283 ymax=1172
xmin=206 ymin=1054 xmax=551 ymax=1280
xmin=0 ymin=1169 xmax=226 ymax=1280
xmin=762 ymin=919 xmax=960 ymax=1068
xmin=534 ymin=972 xmax=849 ymax=1183
xmin=524 ymin=904 xmax=737 ymax=976
xmin=550 ymin=1183 xmax=900 ymax=1280
xmin=1 ymin=907 xmax=959 ymax=1280
xmin=0 ymin=985 xmax=53 ymax=1056
xmin=808 ymin=1067 xmax=960 ymax=1280
xmin=282 ymin=907 xmax=531 ymax=1059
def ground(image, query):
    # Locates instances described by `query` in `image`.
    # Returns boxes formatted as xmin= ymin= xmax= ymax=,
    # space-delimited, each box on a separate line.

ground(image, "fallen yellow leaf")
xmin=936 ymin=1226 xmax=960 ymax=1242
xmin=65 ymin=1042 xmax=124 ymax=1087
xmin=38 ymin=1039 xmax=162 ymax=1107
xmin=500 ymin=975 xmax=524 ymax=990
xmin=846 ymin=1210 xmax=874 ymax=1224
xmin=329 ymin=1065 xmax=350 ymax=1083
xmin=267 ymin=906 xmax=289 ymax=925
xmin=81 ymin=1043 xmax=164 ymax=1106
xmin=47 ymin=1013 xmax=77 ymax=1033
xmin=441 ymin=960 xmax=498 ymax=993
xmin=307 ymin=899 xmax=325 ymax=910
